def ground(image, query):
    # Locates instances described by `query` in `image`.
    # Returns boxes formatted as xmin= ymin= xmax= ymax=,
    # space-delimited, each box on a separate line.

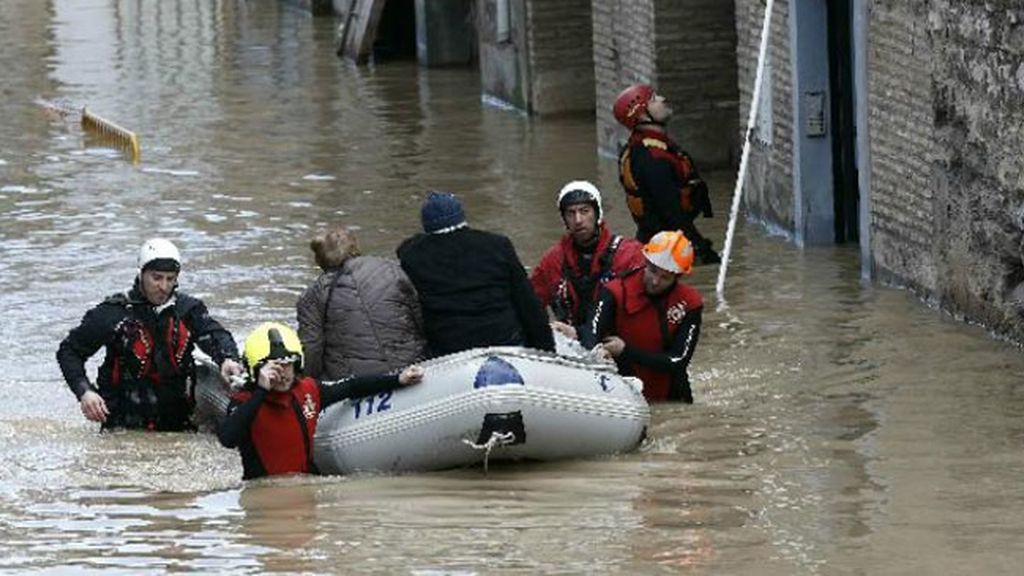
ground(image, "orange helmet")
xmin=613 ymin=84 xmax=655 ymax=129
xmin=642 ymin=231 xmax=694 ymax=275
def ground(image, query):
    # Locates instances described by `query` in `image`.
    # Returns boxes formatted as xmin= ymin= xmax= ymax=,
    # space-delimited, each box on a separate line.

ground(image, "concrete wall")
xmin=476 ymin=0 xmax=530 ymax=110
xmin=593 ymin=0 xmax=739 ymax=168
xmin=416 ymin=0 xmax=475 ymax=66
xmin=476 ymin=0 xmax=595 ymax=114
xmin=734 ymin=0 xmax=1024 ymax=342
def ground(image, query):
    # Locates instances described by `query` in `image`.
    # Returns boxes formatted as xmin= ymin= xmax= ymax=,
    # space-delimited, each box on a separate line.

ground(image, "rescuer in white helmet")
xmin=529 ymin=180 xmax=646 ymax=338
xmin=57 ymin=238 xmax=244 ymax=431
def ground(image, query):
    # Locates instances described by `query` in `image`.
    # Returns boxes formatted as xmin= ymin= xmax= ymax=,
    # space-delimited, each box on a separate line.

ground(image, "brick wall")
xmin=734 ymin=0 xmax=1024 ymax=342
xmin=526 ymin=0 xmax=595 ymax=114
xmin=911 ymin=0 xmax=1024 ymax=339
xmin=733 ymin=0 xmax=795 ymax=228
xmin=867 ymin=2 xmax=940 ymax=293
xmin=592 ymin=0 xmax=738 ymax=167
xmin=593 ymin=0 xmax=656 ymax=155
xmin=654 ymin=0 xmax=740 ymax=168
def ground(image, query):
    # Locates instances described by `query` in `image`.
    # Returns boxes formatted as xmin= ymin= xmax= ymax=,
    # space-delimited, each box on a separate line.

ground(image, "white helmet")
xmin=557 ymin=180 xmax=603 ymax=223
xmin=138 ymin=238 xmax=181 ymax=271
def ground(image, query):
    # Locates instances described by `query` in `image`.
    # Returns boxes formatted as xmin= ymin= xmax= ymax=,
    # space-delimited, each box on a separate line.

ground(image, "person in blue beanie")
xmin=397 ymin=191 xmax=555 ymax=357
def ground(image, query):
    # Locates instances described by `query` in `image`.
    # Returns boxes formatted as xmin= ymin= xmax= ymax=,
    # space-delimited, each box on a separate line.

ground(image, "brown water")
xmin=2 ymin=1 xmax=1024 ymax=574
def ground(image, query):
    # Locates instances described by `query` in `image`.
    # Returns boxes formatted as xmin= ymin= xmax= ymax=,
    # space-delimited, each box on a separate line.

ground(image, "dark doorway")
xmin=374 ymin=0 xmax=416 ymax=60
xmin=827 ymin=0 xmax=859 ymax=243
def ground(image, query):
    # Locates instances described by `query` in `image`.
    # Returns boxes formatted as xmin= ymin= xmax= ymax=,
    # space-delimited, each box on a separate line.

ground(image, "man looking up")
xmin=614 ymin=84 xmax=720 ymax=264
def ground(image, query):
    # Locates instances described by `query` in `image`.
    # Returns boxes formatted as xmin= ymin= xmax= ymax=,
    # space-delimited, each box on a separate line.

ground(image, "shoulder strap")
xmin=598 ymin=235 xmax=623 ymax=277
xmin=641 ymin=137 xmax=668 ymax=151
xmin=321 ymin=269 xmax=344 ymax=327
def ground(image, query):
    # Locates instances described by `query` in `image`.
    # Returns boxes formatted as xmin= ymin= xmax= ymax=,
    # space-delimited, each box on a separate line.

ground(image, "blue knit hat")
xmin=421 ymin=191 xmax=466 ymax=233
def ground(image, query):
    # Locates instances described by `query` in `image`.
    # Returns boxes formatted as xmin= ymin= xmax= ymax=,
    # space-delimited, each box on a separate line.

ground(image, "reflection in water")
xmin=236 ymin=480 xmax=320 ymax=573
xmin=3 ymin=0 xmax=1024 ymax=573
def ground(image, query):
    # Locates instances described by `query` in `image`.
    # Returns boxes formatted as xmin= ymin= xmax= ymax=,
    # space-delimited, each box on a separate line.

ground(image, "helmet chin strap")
xmin=574 ymin=229 xmax=601 ymax=251
xmin=634 ymin=118 xmax=666 ymax=128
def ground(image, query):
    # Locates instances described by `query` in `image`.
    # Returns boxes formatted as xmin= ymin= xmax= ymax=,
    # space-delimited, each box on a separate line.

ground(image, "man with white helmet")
xmin=57 ymin=238 xmax=244 ymax=430
xmin=530 ymin=180 xmax=646 ymax=336
xmin=579 ymin=230 xmax=704 ymax=403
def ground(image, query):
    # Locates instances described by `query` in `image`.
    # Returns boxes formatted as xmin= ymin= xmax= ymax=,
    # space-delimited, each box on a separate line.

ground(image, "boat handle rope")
xmin=462 ymin=431 xmax=517 ymax=474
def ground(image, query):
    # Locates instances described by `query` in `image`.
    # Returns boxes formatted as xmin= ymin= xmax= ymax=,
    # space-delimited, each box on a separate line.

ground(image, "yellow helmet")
xmin=243 ymin=322 xmax=304 ymax=381
xmin=643 ymin=230 xmax=694 ymax=275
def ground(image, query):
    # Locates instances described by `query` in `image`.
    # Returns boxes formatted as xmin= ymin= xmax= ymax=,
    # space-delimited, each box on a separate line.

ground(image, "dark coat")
xmin=56 ymin=286 xmax=239 ymax=430
xmin=397 ymin=227 xmax=555 ymax=357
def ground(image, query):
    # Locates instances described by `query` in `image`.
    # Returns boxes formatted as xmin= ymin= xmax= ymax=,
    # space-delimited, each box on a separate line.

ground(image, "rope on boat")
xmin=462 ymin=431 xmax=517 ymax=474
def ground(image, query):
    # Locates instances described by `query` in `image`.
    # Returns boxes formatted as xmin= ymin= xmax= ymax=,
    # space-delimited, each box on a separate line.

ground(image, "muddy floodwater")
xmin=2 ymin=1 xmax=1023 ymax=574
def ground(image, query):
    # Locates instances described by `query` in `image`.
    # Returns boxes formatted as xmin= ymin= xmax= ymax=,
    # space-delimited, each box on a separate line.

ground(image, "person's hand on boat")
xmin=79 ymin=390 xmax=109 ymax=423
xmin=550 ymin=321 xmax=578 ymax=340
xmin=601 ymin=336 xmax=626 ymax=358
xmin=399 ymin=365 xmax=424 ymax=386
xmin=220 ymin=358 xmax=244 ymax=383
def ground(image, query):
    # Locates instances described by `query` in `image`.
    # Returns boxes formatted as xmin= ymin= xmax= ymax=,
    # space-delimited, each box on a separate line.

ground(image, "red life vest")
xmin=618 ymin=128 xmax=704 ymax=222
xmin=606 ymin=270 xmax=703 ymax=401
xmin=107 ymin=312 xmax=193 ymax=430
xmin=111 ymin=316 xmax=191 ymax=387
xmin=233 ymin=377 xmax=322 ymax=476
xmin=532 ymin=226 xmax=647 ymax=326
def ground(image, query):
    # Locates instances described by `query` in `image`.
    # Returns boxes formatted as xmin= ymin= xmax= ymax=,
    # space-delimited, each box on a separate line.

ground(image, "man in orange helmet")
xmin=613 ymin=84 xmax=720 ymax=264
xmin=580 ymin=230 xmax=704 ymax=403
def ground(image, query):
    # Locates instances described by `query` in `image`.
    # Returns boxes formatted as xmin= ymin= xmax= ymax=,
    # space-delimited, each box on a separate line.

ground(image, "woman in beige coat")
xmin=297 ymin=226 xmax=426 ymax=381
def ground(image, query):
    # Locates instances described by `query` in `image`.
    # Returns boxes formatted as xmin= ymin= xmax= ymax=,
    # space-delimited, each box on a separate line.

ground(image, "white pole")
xmin=716 ymin=0 xmax=776 ymax=300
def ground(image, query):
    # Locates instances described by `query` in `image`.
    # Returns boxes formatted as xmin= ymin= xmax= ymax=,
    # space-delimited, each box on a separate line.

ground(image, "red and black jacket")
xmin=530 ymin=225 xmax=646 ymax=328
xmin=218 ymin=373 xmax=401 ymax=480
xmin=618 ymin=127 xmax=713 ymax=244
xmin=580 ymin=268 xmax=703 ymax=402
xmin=56 ymin=285 xmax=239 ymax=431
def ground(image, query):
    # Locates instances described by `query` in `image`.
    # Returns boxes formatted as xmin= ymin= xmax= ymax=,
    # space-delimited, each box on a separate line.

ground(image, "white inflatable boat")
xmin=195 ymin=343 xmax=649 ymax=474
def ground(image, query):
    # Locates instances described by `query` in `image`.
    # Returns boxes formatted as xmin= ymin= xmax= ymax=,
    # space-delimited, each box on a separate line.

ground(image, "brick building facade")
xmin=472 ymin=0 xmax=739 ymax=166
xmin=591 ymin=0 xmax=740 ymax=167
xmin=734 ymin=0 xmax=1024 ymax=341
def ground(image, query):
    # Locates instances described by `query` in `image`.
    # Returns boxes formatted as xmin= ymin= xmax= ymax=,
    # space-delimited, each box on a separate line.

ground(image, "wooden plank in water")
xmin=338 ymin=0 xmax=388 ymax=64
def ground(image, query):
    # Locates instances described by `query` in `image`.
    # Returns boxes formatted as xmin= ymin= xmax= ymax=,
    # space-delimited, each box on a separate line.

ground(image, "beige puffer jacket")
xmin=297 ymin=256 xmax=426 ymax=381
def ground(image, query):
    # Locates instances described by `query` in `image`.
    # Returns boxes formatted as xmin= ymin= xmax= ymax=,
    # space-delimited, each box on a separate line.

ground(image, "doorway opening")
xmin=827 ymin=0 xmax=859 ymax=244
xmin=374 ymin=0 xmax=416 ymax=61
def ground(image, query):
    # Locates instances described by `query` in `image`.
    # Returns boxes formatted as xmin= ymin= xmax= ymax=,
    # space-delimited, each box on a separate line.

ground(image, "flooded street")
xmin=3 ymin=1 xmax=1024 ymax=573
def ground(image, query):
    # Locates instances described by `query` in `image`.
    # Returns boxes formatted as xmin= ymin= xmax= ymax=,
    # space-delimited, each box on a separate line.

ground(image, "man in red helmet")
xmin=580 ymin=230 xmax=704 ymax=403
xmin=530 ymin=180 xmax=646 ymax=337
xmin=613 ymin=84 xmax=720 ymax=264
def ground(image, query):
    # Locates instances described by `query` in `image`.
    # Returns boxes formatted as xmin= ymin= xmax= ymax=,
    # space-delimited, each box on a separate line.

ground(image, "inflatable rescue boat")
xmin=195 ymin=343 xmax=649 ymax=474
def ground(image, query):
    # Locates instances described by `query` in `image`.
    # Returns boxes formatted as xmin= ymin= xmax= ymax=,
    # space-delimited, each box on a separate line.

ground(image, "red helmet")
xmin=613 ymin=84 xmax=655 ymax=129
